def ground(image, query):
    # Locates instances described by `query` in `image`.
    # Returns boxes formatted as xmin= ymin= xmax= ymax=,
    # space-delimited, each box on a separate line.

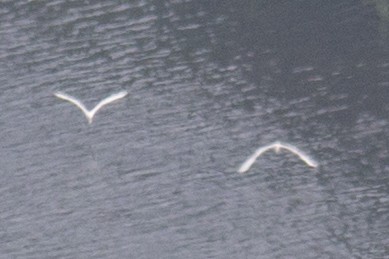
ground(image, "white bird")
xmin=54 ymin=90 xmax=128 ymax=124
xmin=238 ymin=141 xmax=318 ymax=173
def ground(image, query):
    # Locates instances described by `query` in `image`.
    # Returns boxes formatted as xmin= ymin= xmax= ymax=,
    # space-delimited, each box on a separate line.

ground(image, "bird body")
xmin=238 ymin=141 xmax=318 ymax=173
xmin=54 ymin=91 xmax=128 ymax=124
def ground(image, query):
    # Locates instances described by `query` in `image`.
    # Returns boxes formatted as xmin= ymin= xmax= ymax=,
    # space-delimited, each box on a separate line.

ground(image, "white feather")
xmin=54 ymin=91 xmax=128 ymax=124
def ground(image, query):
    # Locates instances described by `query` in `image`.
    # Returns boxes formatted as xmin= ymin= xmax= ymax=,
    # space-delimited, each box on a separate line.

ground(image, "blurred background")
xmin=0 ymin=0 xmax=388 ymax=258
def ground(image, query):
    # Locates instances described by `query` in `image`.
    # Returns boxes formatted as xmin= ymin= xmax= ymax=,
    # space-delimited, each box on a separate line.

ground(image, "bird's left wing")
xmin=54 ymin=91 xmax=90 ymax=115
xmin=238 ymin=144 xmax=277 ymax=173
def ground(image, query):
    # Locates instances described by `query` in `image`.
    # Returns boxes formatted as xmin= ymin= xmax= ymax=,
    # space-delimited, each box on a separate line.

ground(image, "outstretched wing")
xmin=278 ymin=142 xmax=318 ymax=168
xmin=54 ymin=91 xmax=90 ymax=116
xmin=238 ymin=143 xmax=277 ymax=173
xmin=90 ymin=91 xmax=128 ymax=117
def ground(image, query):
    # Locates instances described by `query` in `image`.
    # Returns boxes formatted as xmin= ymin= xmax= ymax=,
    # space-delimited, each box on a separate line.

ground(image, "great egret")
xmin=54 ymin=90 xmax=128 ymax=124
xmin=238 ymin=141 xmax=318 ymax=173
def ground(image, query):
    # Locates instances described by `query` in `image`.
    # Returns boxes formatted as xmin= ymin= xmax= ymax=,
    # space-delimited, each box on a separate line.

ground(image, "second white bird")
xmin=238 ymin=141 xmax=318 ymax=173
xmin=54 ymin=90 xmax=128 ymax=124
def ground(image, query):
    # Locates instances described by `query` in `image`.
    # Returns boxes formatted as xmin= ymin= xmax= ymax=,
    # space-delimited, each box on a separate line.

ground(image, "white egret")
xmin=54 ymin=90 xmax=128 ymax=124
xmin=238 ymin=141 xmax=318 ymax=173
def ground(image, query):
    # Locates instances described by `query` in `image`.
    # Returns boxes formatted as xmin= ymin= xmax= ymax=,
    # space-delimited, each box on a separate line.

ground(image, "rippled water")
xmin=0 ymin=0 xmax=388 ymax=258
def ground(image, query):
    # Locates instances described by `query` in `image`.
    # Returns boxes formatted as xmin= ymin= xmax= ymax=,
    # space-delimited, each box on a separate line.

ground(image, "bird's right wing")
xmin=278 ymin=142 xmax=318 ymax=168
xmin=90 ymin=91 xmax=128 ymax=117
xmin=54 ymin=91 xmax=90 ymax=116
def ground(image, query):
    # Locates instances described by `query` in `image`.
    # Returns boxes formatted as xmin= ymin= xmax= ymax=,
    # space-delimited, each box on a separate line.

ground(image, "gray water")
xmin=0 ymin=1 xmax=388 ymax=258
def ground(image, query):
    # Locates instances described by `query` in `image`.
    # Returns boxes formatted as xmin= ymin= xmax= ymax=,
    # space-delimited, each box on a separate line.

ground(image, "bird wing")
xmin=90 ymin=91 xmax=128 ymax=117
xmin=278 ymin=142 xmax=318 ymax=168
xmin=54 ymin=91 xmax=90 ymax=116
xmin=238 ymin=144 xmax=277 ymax=173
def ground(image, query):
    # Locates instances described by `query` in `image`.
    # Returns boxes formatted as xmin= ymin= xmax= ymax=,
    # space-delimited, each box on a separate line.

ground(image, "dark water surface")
xmin=0 ymin=1 xmax=388 ymax=258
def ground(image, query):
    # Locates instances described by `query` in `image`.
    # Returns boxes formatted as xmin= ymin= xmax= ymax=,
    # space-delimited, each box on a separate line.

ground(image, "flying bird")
xmin=54 ymin=90 xmax=128 ymax=124
xmin=238 ymin=141 xmax=318 ymax=173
